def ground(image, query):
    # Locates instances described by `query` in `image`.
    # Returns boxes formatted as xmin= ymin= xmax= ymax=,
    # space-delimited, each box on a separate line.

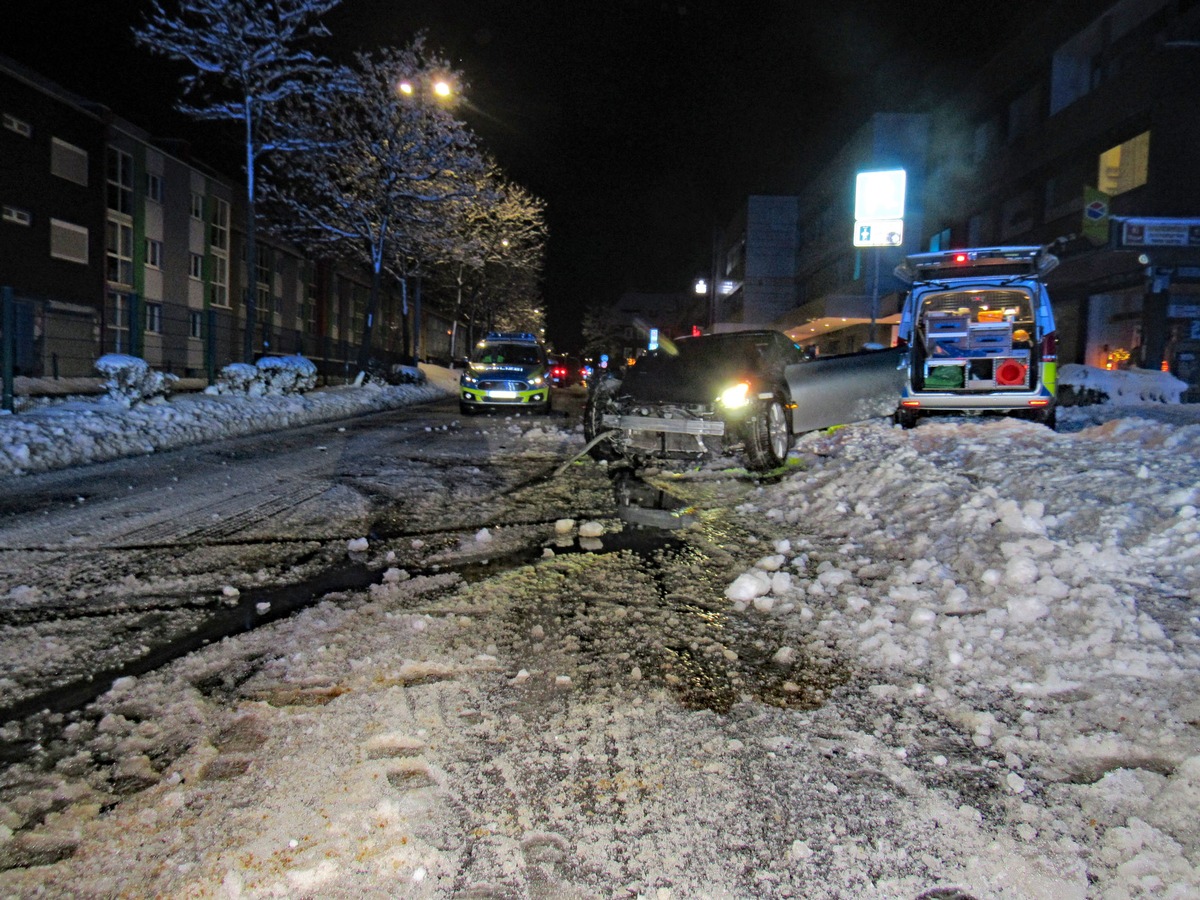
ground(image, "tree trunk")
xmin=356 ymin=260 xmax=382 ymax=373
xmin=413 ymin=276 xmax=422 ymax=364
xmin=399 ymin=276 xmax=411 ymax=362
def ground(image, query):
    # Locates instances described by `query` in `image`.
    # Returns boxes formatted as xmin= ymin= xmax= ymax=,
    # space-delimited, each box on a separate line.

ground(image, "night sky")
xmin=2 ymin=1 xmax=1044 ymax=350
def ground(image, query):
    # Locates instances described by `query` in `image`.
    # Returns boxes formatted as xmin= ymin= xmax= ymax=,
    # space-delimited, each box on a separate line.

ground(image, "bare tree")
xmin=262 ymin=37 xmax=487 ymax=374
xmin=133 ymin=0 xmax=344 ymax=363
xmin=430 ymin=163 xmax=547 ymax=354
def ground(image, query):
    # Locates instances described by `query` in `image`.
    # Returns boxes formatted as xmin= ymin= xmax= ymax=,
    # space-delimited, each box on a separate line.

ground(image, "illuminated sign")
xmin=1119 ymin=218 xmax=1200 ymax=247
xmin=853 ymin=169 xmax=906 ymax=248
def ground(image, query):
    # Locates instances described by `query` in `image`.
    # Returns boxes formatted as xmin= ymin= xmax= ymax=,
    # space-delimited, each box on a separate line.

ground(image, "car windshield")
xmin=471 ymin=343 xmax=543 ymax=366
xmin=663 ymin=332 xmax=796 ymax=368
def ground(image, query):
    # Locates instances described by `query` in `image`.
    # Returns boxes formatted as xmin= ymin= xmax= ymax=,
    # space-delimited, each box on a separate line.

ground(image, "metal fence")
xmin=1 ymin=286 xmax=452 ymax=411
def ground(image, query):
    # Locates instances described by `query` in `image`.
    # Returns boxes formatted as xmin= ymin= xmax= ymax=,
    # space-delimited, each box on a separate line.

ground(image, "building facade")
xmin=1 ymin=54 xmax=453 ymax=387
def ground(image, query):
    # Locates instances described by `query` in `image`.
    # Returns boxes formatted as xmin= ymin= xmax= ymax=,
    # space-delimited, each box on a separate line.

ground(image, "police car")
xmin=459 ymin=332 xmax=552 ymax=415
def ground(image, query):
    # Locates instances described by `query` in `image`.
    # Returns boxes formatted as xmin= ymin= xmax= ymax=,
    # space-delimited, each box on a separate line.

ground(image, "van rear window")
xmin=919 ymin=290 xmax=1032 ymax=323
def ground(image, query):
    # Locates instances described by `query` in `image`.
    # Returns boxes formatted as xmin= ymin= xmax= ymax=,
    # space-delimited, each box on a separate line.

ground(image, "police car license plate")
xmin=488 ymin=390 xmax=518 ymax=399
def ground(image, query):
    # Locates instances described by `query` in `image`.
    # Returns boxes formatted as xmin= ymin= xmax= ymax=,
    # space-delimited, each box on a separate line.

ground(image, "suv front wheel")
xmin=743 ymin=396 xmax=791 ymax=470
xmin=583 ymin=377 xmax=623 ymax=461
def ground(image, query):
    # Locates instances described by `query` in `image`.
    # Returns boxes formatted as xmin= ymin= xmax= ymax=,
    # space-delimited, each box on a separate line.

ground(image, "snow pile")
xmin=0 ymin=367 xmax=455 ymax=476
xmin=719 ymin=415 xmax=1200 ymax=897
xmin=206 ymin=355 xmax=319 ymax=396
xmin=94 ymin=354 xmax=179 ymax=407
xmin=1060 ymin=363 xmax=1188 ymax=405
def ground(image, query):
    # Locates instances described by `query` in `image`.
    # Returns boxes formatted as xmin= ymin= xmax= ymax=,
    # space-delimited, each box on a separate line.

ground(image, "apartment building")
xmin=1 ymin=53 xmax=441 ymax=385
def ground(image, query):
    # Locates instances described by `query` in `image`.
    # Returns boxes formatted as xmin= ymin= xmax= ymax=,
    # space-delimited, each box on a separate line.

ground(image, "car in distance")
xmin=459 ymin=332 xmax=552 ymax=415
xmin=583 ymin=329 xmax=804 ymax=471
xmin=548 ymin=355 xmax=584 ymax=387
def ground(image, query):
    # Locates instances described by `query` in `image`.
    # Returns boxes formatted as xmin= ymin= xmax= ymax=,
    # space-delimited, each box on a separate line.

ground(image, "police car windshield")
xmin=471 ymin=343 xmax=542 ymax=365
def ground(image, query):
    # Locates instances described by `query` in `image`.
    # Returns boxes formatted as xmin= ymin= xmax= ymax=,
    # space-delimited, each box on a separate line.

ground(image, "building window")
xmin=145 ymin=238 xmax=163 ymax=269
xmin=52 ymin=137 xmax=89 ymax=186
xmin=190 ymin=191 xmax=204 ymax=220
xmin=3 ymin=113 xmax=31 ymax=137
xmin=145 ymin=302 xmax=163 ymax=334
xmin=211 ymin=254 xmax=229 ymax=307
xmin=973 ymin=118 xmax=1000 ymax=163
xmin=50 ymin=218 xmax=89 ymax=264
xmin=106 ymin=147 xmax=133 ymax=214
xmin=146 ymin=172 xmax=163 ymax=203
xmin=1007 ymin=85 xmax=1041 ymax=143
xmin=928 ymin=227 xmax=951 ymax=252
xmin=108 ymin=291 xmax=130 ymax=352
xmin=303 ymin=266 xmax=318 ymax=334
xmin=256 ymin=244 xmax=272 ymax=320
xmin=2 ymin=205 xmax=32 ymax=226
xmin=1000 ymin=189 xmax=1036 ymax=239
xmin=1099 ymin=130 xmax=1150 ymax=197
xmin=209 ymin=198 xmax=229 ymax=251
xmin=189 ymin=252 xmax=204 ymax=280
xmin=106 ymin=219 xmax=134 ymax=285
xmin=189 ymin=310 xmax=203 ymax=339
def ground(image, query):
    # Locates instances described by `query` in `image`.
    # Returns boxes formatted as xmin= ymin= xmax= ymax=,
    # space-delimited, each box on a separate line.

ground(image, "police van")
xmin=458 ymin=332 xmax=552 ymax=415
xmin=892 ymin=246 xmax=1059 ymax=429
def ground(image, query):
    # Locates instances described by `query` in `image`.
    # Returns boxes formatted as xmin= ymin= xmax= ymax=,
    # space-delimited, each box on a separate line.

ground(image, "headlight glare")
xmin=719 ymin=382 xmax=751 ymax=408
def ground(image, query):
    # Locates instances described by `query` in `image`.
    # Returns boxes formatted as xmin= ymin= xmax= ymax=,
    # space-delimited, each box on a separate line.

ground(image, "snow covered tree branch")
xmin=261 ymin=36 xmax=489 ymax=373
xmin=133 ymin=0 xmax=347 ymax=363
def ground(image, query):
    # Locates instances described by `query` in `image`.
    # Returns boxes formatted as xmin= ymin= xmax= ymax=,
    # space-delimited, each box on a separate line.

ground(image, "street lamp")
xmin=396 ymin=77 xmax=456 ymax=101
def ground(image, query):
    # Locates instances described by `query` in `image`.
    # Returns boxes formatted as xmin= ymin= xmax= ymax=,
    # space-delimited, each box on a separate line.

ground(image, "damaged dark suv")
xmin=583 ymin=330 xmax=804 ymax=471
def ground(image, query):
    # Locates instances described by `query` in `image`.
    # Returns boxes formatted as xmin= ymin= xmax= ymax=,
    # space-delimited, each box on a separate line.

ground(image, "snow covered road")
xmin=0 ymin=380 xmax=1198 ymax=898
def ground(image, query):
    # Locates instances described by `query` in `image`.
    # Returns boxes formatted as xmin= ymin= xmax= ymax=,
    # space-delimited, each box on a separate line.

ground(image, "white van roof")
xmin=895 ymin=246 xmax=1058 ymax=284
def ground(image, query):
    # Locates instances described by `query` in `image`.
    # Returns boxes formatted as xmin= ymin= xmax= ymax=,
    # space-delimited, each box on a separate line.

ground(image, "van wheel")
xmin=893 ymin=408 xmax=920 ymax=429
xmin=1030 ymin=406 xmax=1057 ymax=430
xmin=744 ymin=398 xmax=791 ymax=471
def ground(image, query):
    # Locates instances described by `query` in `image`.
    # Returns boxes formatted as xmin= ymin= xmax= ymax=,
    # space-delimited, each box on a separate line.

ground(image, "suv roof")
xmin=895 ymin=246 xmax=1058 ymax=284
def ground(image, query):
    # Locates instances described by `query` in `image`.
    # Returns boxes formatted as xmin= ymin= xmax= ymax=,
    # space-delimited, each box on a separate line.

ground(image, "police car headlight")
xmin=530 ymin=374 xmax=545 ymax=386
xmin=460 ymin=372 xmax=478 ymax=386
xmin=718 ymin=382 xmax=751 ymax=409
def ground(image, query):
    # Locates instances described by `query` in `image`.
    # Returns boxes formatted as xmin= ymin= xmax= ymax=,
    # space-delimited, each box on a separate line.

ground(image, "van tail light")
xmin=895 ymin=336 xmax=909 ymax=349
xmin=1028 ymin=398 xmax=1051 ymax=407
xmin=900 ymin=399 xmax=921 ymax=408
xmin=1041 ymin=330 xmax=1057 ymax=362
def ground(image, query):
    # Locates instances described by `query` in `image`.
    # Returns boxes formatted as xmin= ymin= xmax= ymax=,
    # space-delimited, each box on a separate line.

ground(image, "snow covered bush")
xmin=1059 ymin=364 xmax=1187 ymax=406
xmin=209 ymin=356 xmax=318 ymax=396
xmin=388 ymin=363 xmax=427 ymax=385
xmin=95 ymin=354 xmax=179 ymax=408
xmin=210 ymin=363 xmax=259 ymax=395
xmin=256 ymin=355 xmax=318 ymax=394
xmin=363 ymin=357 xmax=427 ymax=386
